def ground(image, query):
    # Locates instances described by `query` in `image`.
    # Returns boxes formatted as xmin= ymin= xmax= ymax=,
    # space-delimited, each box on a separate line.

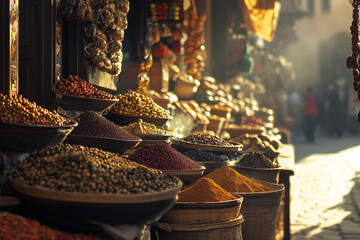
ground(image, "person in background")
xmin=313 ymin=85 xmax=325 ymax=132
xmin=326 ymin=78 xmax=348 ymax=138
xmin=303 ymin=87 xmax=318 ymax=142
xmin=348 ymin=89 xmax=360 ymax=135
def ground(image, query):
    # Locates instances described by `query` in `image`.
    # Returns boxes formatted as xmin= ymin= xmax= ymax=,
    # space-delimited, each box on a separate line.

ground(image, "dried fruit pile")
xmin=8 ymin=144 xmax=179 ymax=194
xmin=122 ymin=119 xmax=166 ymax=135
xmin=71 ymin=111 xmax=139 ymax=140
xmin=128 ymin=143 xmax=203 ymax=170
xmin=55 ymin=75 xmax=115 ymax=99
xmin=0 ymin=93 xmax=71 ymax=126
xmin=110 ymin=93 xmax=170 ymax=118
xmin=235 ymin=152 xmax=279 ymax=168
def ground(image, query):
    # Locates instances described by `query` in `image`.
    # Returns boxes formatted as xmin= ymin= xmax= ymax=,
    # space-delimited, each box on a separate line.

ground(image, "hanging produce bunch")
xmin=346 ymin=0 xmax=360 ymax=121
xmin=183 ymin=10 xmax=206 ymax=80
xmin=60 ymin=0 xmax=130 ymax=75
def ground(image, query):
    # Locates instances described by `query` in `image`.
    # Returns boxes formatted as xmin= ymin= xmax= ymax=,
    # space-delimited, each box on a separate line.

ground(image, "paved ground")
xmin=290 ymin=133 xmax=360 ymax=240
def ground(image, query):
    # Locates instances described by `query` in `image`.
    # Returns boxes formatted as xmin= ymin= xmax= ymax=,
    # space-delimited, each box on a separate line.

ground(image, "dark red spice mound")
xmin=71 ymin=111 xmax=139 ymax=140
xmin=129 ymin=143 xmax=203 ymax=170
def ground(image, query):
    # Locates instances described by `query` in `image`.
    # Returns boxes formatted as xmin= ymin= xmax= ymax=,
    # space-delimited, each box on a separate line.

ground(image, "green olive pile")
xmin=0 ymin=93 xmax=71 ymax=126
xmin=110 ymin=93 xmax=170 ymax=118
xmin=122 ymin=121 xmax=166 ymax=135
xmin=8 ymin=144 xmax=179 ymax=194
xmin=55 ymin=75 xmax=115 ymax=99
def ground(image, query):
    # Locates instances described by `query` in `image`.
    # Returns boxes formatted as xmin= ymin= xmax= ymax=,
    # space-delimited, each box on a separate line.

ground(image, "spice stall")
xmin=0 ymin=0 xmax=296 ymax=240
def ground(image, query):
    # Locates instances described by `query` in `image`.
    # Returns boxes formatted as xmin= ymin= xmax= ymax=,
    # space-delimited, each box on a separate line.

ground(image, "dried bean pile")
xmin=184 ymin=150 xmax=229 ymax=162
xmin=0 ymin=93 xmax=71 ymax=126
xmin=236 ymin=152 xmax=278 ymax=168
xmin=181 ymin=134 xmax=233 ymax=146
xmin=110 ymin=93 xmax=170 ymax=118
xmin=55 ymin=75 xmax=115 ymax=99
xmin=347 ymin=0 xmax=360 ymax=121
xmin=0 ymin=215 xmax=105 ymax=240
xmin=122 ymin=121 xmax=166 ymax=135
xmin=71 ymin=111 xmax=139 ymax=140
xmin=129 ymin=143 xmax=203 ymax=170
xmin=8 ymin=144 xmax=179 ymax=194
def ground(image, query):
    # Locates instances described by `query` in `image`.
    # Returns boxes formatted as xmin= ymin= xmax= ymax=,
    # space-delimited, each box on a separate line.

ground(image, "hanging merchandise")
xmin=136 ymin=50 xmax=153 ymax=94
xmin=237 ymin=43 xmax=254 ymax=75
xmin=149 ymin=0 xmax=183 ymax=23
xmin=238 ymin=0 xmax=281 ymax=42
xmin=60 ymin=0 xmax=130 ymax=75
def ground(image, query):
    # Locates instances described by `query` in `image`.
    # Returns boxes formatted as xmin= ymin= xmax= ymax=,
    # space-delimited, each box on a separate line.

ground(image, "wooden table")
xmin=277 ymin=144 xmax=295 ymax=240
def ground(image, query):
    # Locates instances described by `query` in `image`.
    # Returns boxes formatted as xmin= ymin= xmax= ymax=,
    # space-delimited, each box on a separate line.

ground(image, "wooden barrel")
xmin=156 ymin=214 xmax=244 ymax=240
xmin=161 ymin=196 xmax=243 ymax=224
xmin=233 ymin=181 xmax=285 ymax=240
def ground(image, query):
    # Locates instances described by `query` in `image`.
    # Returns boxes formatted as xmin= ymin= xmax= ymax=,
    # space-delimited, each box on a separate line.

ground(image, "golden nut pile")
xmin=110 ymin=93 xmax=170 ymax=118
xmin=0 ymin=93 xmax=71 ymax=126
xmin=122 ymin=120 xmax=166 ymax=135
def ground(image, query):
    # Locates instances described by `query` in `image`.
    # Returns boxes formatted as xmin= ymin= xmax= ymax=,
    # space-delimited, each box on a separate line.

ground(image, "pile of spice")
xmin=128 ymin=143 xmax=203 ymax=170
xmin=181 ymin=134 xmax=234 ymax=146
xmin=204 ymin=166 xmax=271 ymax=192
xmin=71 ymin=111 xmax=139 ymax=140
xmin=8 ymin=144 xmax=179 ymax=194
xmin=235 ymin=152 xmax=279 ymax=168
xmin=178 ymin=178 xmax=237 ymax=203
xmin=0 ymin=93 xmax=71 ymax=126
xmin=55 ymin=75 xmax=115 ymax=99
xmin=184 ymin=150 xmax=229 ymax=162
xmin=122 ymin=119 xmax=166 ymax=135
xmin=110 ymin=93 xmax=170 ymax=118
xmin=0 ymin=215 xmax=105 ymax=240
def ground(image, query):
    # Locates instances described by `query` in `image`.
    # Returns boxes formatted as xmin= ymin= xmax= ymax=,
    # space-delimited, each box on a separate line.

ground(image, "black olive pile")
xmin=181 ymin=134 xmax=234 ymax=146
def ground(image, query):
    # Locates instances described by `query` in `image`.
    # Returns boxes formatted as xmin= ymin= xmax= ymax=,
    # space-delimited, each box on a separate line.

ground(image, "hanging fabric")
xmin=238 ymin=0 xmax=281 ymax=42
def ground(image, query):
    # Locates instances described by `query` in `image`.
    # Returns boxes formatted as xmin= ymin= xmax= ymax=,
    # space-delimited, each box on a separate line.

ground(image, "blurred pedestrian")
xmin=348 ymin=89 xmax=360 ymax=135
xmin=288 ymin=88 xmax=302 ymax=133
xmin=313 ymin=85 xmax=325 ymax=131
xmin=326 ymin=78 xmax=348 ymax=138
xmin=303 ymin=87 xmax=318 ymax=142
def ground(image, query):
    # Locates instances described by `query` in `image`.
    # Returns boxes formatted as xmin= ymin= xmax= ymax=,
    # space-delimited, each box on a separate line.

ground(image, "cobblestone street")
xmin=291 ymin=134 xmax=360 ymax=240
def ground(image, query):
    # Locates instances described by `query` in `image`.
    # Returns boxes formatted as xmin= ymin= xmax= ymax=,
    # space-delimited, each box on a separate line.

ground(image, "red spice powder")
xmin=71 ymin=111 xmax=139 ymax=140
xmin=128 ymin=143 xmax=203 ymax=170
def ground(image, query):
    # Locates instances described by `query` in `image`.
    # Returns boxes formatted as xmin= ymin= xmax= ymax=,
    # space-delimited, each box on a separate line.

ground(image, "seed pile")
xmin=0 ymin=215 xmax=105 ymax=240
xmin=184 ymin=150 xmax=229 ymax=162
xmin=8 ymin=144 xmax=179 ymax=194
xmin=235 ymin=152 xmax=278 ymax=168
xmin=55 ymin=75 xmax=115 ymax=99
xmin=110 ymin=93 xmax=170 ymax=118
xmin=122 ymin=120 xmax=166 ymax=135
xmin=0 ymin=93 xmax=71 ymax=126
xmin=71 ymin=111 xmax=139 ymax=140
xmin=128 ymin=143 xmax=203 ymax=170
xmin=346 ymin=0 xmax=360 ymax=121
xmin=181 ymin=134 xmax=233 ymax=146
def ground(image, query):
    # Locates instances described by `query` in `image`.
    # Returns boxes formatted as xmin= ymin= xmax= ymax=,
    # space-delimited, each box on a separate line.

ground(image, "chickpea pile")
xmin=122 ymin=121 xmax=166 ymax=135
xmin=55 ymin=75 xmax=115 ymax=99
xmin=0 ymin=93 xmax=71 ymax=126
xmin=110 ymin=93 xmax=170 ymax=118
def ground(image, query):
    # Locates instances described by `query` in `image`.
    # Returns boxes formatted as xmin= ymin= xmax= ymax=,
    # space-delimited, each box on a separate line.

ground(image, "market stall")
xmin=0 ymin=0 xmax=296 ymax=239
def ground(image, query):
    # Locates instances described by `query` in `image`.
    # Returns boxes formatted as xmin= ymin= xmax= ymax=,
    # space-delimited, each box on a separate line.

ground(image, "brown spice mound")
xmin=178 ymin=178 xmax=237 ymax=203
xmin=205 ymin=166 xmax=271 ymax=192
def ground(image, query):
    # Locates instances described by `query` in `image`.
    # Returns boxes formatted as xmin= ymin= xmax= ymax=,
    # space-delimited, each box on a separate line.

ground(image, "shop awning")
xmin=238 ymin=0 xmax=281 ymax=42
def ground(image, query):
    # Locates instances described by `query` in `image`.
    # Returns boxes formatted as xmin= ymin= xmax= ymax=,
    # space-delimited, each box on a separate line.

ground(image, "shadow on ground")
xmin=291 ymin=172 xmax=360 ymax=240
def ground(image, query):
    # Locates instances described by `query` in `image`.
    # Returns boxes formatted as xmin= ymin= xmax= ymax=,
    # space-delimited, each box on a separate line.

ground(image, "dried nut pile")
xmin=110 ymin=93 xmax=170 ymax=118
xmin=184 ymin=150 xmax=229 ymax=162
xmin=8 ymin=144 xmax=179 ymax=194
xmin=0 ymin=93 xmax=71 ymax=126
xmin=122 ymin=121 xmax=166 ymax=135
xmin=55 ymin=75 xmax=115 ymax=99
xmin=236 ymin=152 xmax=279 ymax=168
xmin=181 ymin=134 xmax=234 ymax=146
